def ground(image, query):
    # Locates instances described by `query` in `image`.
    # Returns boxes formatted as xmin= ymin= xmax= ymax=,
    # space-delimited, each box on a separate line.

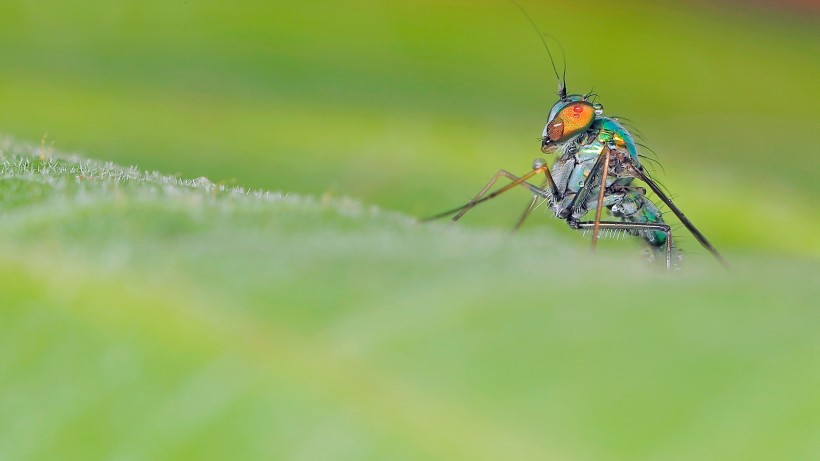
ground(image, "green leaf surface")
xmin=1 ymin=141 xmax=817 ymax=461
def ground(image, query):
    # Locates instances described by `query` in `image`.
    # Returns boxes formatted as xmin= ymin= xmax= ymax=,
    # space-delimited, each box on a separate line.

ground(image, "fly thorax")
xmin=575 ymin=140 xmax=604 ymax=163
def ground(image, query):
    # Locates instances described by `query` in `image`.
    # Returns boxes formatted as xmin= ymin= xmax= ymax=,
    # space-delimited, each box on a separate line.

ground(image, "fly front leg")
xmin=514 ymin=192 xmax=541 ymax=230
xmin=421 ymin=169 xmax=546 ymax=222
xmin=514 ymin=178 xmax=554 ymax=230
xmin=514 ymin=158 xmax=560 ymax=229
xmin=422 ymin=159 xmax=559 ymax=223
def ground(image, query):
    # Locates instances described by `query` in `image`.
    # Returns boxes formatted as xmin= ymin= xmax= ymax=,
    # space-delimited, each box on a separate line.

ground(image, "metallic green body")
xmin=544 ymin=96 xmax=669 ymax=251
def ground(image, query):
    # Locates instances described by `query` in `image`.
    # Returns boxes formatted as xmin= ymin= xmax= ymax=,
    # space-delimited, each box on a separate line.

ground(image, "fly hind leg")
xmin=568 ymin=218 xmax=674 ymax=271
xmin=566 ymin=189 xmax=676 ymax=271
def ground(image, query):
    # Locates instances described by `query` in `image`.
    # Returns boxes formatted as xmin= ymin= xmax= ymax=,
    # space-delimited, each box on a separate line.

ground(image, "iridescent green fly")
xmin=424 ymin=4 xmax=728 ymax=271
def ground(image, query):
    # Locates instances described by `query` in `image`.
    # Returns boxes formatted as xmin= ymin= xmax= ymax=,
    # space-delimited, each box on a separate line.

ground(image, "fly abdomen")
xmin=610 ymin=191 xmax=670 ymax=249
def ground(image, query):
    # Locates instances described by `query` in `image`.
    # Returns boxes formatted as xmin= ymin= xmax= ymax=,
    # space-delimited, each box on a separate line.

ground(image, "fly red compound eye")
xmin=550 ymin=102 xmax=595 ymax=141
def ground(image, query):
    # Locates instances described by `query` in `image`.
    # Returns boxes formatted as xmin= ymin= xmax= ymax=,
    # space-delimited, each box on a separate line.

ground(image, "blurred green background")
xmin=1 ymin=0 xmax=818 ymax=255
xmin=1 ymin=1 xmax=819 ymax=460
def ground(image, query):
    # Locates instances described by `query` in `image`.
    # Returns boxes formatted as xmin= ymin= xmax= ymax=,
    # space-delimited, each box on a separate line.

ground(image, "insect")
xmin=423 ymin=5 xmax=728 ymax=271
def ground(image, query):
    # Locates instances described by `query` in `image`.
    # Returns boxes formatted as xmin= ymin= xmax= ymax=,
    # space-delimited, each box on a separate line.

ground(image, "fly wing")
xmin=627 ymin=164 xmax=730 ymax=268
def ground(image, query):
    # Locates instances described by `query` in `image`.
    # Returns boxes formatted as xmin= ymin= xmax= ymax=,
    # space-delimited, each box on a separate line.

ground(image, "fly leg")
xmin=514 ymin=176 xmax=554 ymax=230
xmin=609 ymin=190 xmax=679 ymax=269
xmin=622 ymin=163 xmax=729 ymax=269
xmin=514 ymin=193 xmax=541 ymax=230
xmin=422 ymin=159 xmax=559 ymax=223
xmin=560 ymin=147 xmax=615 ymax=220
xmin=590 ymin=147 xmax=611 ymax=251
xmin=568 ymin=219 xmax=674 ymax=271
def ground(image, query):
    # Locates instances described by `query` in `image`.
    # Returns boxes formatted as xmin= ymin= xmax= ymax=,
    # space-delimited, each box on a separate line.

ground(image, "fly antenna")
xmin=551 ymin=35 xmax=568 ymax=99
xmin=508 ymin=0 xmax=566 ymax=99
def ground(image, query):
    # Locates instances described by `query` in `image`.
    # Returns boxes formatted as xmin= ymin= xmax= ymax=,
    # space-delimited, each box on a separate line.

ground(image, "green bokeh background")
xmin=1 ymin=1 xmax=819 ymax=460
xmin=1 ymin=0 xmax=818 ymax=255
